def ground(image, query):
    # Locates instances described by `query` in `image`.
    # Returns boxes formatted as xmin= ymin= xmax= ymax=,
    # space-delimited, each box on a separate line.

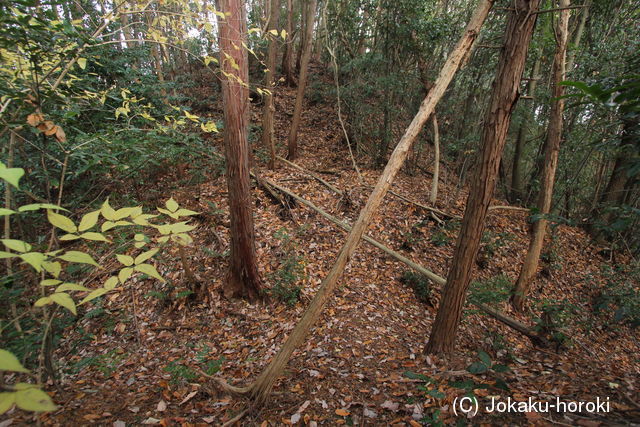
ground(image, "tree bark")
xmin=510 ymin=54 xmax=541 ymax=203
xmin=217 ymin=0 xmax=263 ymax=301
xmin=286 ymin=0 xmax=316 ymax=160
xmin=281 ymin=0 xmax=297 ymax=86
xmin=512 ymin=0 xmax=570 ymax=311
xmin=430 ymin=114 xmax=440 ymax=204
xmin=425 ymin=0 xmax=541 ymax=355
xmin=228 ymin=0 xmax=494 ymax=405
xmin=262 ymin=0 xmax=280 ymax=170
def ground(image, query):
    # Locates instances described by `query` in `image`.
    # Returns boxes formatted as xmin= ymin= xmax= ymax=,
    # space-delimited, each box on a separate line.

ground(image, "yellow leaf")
xmin=78 ymin=210 xmax=100 ymax=232
xmin=77 ymin=57 xmax=87 ymax=69
xmin=118 ymin=267 xmax=134 ymax=283
xmin=0 ymin=391 xmax=16 ymax=414
xmin=79 ymin=232 xmax=109 ymax=242
xmin=165 ymin=198 xmax=179 ymax=213
xmin=116 ymin=254 xmax=134 ymax=266
xmin=0 ymin=349 xmax=29 ymax=373
xmin=50 ymin=292 xmax=77 ymax=315
xmin=134 ymin=263 xmax=164 ymax=282
xmin=134 ymin=248 xmax=159 ymax=265
xmin=47 ymin=210 xmax=77 ymax=233
xmin=104 ymin=276 xmax=119 ymax=290
xmin=14 ymin=386 xmax=56 ymax=412
xmin=79 ymin=288 xmax=108 ymax=305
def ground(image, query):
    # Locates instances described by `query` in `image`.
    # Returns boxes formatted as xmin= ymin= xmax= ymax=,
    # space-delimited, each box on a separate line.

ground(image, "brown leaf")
xmin=335 ymin=409 xmax=350 ymax=416
xmin=55 ymin=125 xmax=66 ymax=142
xmin=27 ymin=113 xmax=44 ymax=127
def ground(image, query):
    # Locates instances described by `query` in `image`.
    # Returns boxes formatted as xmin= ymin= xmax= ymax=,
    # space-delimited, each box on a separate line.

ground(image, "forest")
xmin=0 ymin=0 xmax=639 ymax=424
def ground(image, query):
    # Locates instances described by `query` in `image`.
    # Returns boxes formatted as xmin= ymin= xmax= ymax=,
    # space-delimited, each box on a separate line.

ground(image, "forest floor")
xmin=21 ymin=65 xmax=640 ymax=426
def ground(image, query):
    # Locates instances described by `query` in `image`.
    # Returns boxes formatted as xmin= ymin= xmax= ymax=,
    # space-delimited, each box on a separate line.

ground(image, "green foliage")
xmin=163 ymin=360 xmax=197 ymax=385
xmin=480 ymin=231 xmax=514 ymax=257
xmin=268 ymin=228 xmax=306 ymax=306
xmin=592 ymin=264 xmax=640 ymax=328
xmin=430 ymin=230 xmax=451 ymax=247
xmin=533 ymin=299 xmax=579 ymax=347
xmin=468 ymin=275 xmax=512 ymax=306
xmin=0 ymin=166 xmax=195 ymax=415
xmin=400 ymin=270 xmax=431 ymax=304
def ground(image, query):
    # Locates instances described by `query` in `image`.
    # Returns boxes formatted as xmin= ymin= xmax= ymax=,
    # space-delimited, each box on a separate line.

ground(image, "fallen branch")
xmin=487 ymin=205 xmax=530 ymax=213
xmin=474 ymin=302 xmax=550 ymax=347
xmin=276 ymin=156 xmax=343 ymax=196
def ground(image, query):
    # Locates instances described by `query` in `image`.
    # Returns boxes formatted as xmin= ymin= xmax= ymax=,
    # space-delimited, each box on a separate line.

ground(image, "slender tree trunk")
xmin=262 ymin=0 xmax=280 ymax=169
xmin=281 ymin=0 xmax=296 ymax=86
xmin=430 ymin=114 xmax=440 ymax=204
xmin=146 ymin=9 xmax=167 ymax=100
xmin=237 ymin=0 xmax=494 ymax=405
xmin=512 ymin=0 xmax=570 ymax=311
xmin=217 ymin=0 xmax=263 ymax=301
xmin=566 ymin=0 xmax=590 ymax=74
xmin=510 ymin=54 xmax=541 ymax=203
xmin=425 ymin=0 xmax=541 ymax=355
xmin=286 ymin=0 xmax=316 ymax=160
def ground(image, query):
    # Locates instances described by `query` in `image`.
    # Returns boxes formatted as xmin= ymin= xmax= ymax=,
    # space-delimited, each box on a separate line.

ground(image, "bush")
xmin=400 ymin=271 xmax=432 ymax=304
xmin=268 ymin=228 xmax=306 ymax=306
xmin=468 ymin=274 xmax=512 ymax=306
xmin=592 ymin=264 xmax=640 ymax=328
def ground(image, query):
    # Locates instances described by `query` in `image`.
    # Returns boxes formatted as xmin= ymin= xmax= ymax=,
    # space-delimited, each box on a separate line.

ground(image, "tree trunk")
xmin=262 ymin=0 xmax=280 ymax=170
xmin=430 ymin=114 xmax=440 ymax=204
xmin=510 ymin=54 xmax=541 ymax=203
xmin=425 ymin=0 xmax=541 ymax=355
xmin=281 ymin=0 xmax=296 ymax=86
xmin=236 ymin=0 xmax=494 ymax=405
xmin=512 ymin=0 xmax=570 ymax=312
xmin=217 ymin=0 xmax=263 ymax=301
xmin=286 ymin=0 xmax=316 ymax=160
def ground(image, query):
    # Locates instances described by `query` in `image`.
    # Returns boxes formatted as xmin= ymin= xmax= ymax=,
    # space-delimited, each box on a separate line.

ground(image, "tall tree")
xmin=286 ymin=0 xmax=316 ymax=160
xmin=262 ymin=0 xmax=280 ymax=170
xmin=217 ymin=0 xmax=263 ymax=301
xmin=425 ymin=0 xmax=542 ymax=355
xmin=216 ymin=0 xmax=495 ymax=405
xmin=281 ymin=0 xmax=297 ymax=86
xmin=512 ymin=0 xmax=571 ymax=311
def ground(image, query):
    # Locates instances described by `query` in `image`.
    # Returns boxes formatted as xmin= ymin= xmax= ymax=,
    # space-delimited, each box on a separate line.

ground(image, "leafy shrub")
xmin=400 ymin=270 xmax=432 ymax=304
xmin=533 ymin=299 xmax=579 ymax=347
xmin=430 ymin=230 xmax=451 ymax=247
xmin=592 ymin=264 xmax=640 ymax=328
xmin=268 ymin=228 xmax=306 ymax=306
xmin=468 ymin=274 xmax=512 ymax=306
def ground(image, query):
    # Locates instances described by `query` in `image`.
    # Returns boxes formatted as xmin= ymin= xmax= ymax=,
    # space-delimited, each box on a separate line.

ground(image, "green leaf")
xmin=135 ymin=263 xmax=164 ymax=282
xmin=56 ymin=283 xmax=90 ymax=292
xmin=117 ymin=254 xmax=134 ymax=266
xmin=427 ymin=389 xmax=445 ymax=399
xmin=403 ymin=371 xmax=431 ymax=382
xmin=492 ymin=364 xmax=510 ymax=373
xmin=15 ymin=386 xmax=57 ymax=412
xmin=0 ymin=392 xmax=15 ymax=414
xmin=467 ymin=362 xmax=488 ymax=374
xmin=1 ymin=239 xmax=31 ymax=252
xmin=58 ymin=251 xmax=99 ymax=266
xmin=18 ymin=203 xmax=67 ymax=212
xmin=104 ymin=276 xmax=119 ymax=290
xmin=77 ymin=57 xmax=87 ymax=69
xmin=79 ymin=232 xmax=109 ymax=242
xmin=0 ymin=208 xmax=16 ymax=216
xmin=168 ymin=222 xmax=195 ymax=234
xmin=0 ymin=349 xmax=30 ymax=373
xmin=118 ymin=267 xmax=134 ymax=283
xmin=134 ymin=233 xmax=146 ymax=241
xmin=19 ymin=252 xmax=46 ymax=272
xmin=165 ymin=198 xmax=179 ymax=213
xmin=40 ymin=279 xmax=62 ymax=286
xmin=34 ymin=296 xmax=53 ymax=307
xmin=477 ymin=351 xmax=492 ymax=366
xmin=50 ymin=292 xmax=76 ymax=315
xmin=79 ymin=288 xmax=108 ymax=305
xmin=134 ymin=248 xmax=158 ymax=265
xmin=78 ymin=210 xmax=100 ymax=232
xmin=0 ymin=164 xmax=25 ymax=189
xmin=47 ymin=210 xmax=77 ymax=233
